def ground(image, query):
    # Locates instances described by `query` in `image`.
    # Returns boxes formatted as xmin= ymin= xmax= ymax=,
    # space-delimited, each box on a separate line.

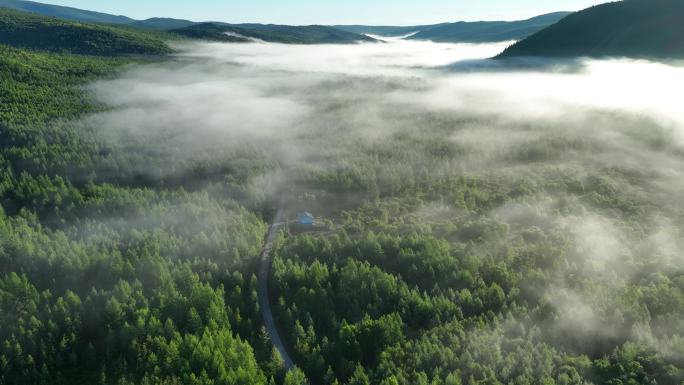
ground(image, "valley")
xmin=1 ymin=1 xmax=683 ymax=385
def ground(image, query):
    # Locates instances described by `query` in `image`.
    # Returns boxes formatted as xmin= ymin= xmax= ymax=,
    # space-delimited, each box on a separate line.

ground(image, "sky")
xmin=43 ymin=0 xmax=611 ymax=25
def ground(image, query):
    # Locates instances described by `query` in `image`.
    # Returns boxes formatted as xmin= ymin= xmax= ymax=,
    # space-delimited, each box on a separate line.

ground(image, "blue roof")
xmin=297 ymin=212 xmax=315 ymax=225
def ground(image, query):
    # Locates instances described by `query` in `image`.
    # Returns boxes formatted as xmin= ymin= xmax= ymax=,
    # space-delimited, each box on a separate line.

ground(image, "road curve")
xmin=258 ymin=209 xmax=295 ymax=370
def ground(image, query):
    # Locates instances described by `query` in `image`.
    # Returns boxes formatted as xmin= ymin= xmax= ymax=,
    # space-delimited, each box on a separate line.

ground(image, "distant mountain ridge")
xmin=335 ymin=12 xmax=571 ymax=43
xmin=0 ymin=0 xmax=133 ymax=24
xmin=498 ymin=0 xmax=684 ymax=59
xmin=0 ymin=0 xmax=376 ymax=43
xmin=129 ymin=17 xmax=196 ymax=30
xmin=0 ymin=0 xmax=197 ymax=29
xmin=0 ymin=0 xmax=572 ymax=44
xmin=171 ymin=23 xmax=377 ymax=44
xmin=0 ymin=7 xmax=171 ymax=55
xmin=332 ymin=25 xmax=436 ymax=37
xmin=409 ymin=12 xmax=571 ymax=42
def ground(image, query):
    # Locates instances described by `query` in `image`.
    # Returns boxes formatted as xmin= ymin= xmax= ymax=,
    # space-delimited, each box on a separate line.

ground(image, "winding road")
xmin=258 ymin=209 xmax=296 ymax=370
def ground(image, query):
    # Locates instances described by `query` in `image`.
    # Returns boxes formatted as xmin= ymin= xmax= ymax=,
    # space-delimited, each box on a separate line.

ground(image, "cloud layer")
xmin=80 ymin=40 xmax=684 ymax=353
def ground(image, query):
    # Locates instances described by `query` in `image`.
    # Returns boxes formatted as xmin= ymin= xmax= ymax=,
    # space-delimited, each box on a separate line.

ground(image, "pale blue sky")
xmin=44 ymin=0 xmax=611 ymax=25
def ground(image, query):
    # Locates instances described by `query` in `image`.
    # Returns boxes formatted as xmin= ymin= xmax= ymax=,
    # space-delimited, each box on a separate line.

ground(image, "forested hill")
xmin=498 ymin=0 xmax=684 ymax=59
xmin=129 ymin=17 xmax=196 ymax=30
xmin=0 ymin=0 xmax=133 ymax=24
xmin=0 ymin=0 xmax=198 ymax=30
xmin=0 ymin=41 xmax=277 ymax=383
xmin=334 ymin=12 xmax=570 ymax=42
xmin=171 ymin=22 xmax=377 ymax=44
xmin=0 ymin=0 xmax=569 ymax=44
xmin=407 ymin=12 xmax=571 ymax=43
xmin=0 ymin=7 xmax=171 ymax=55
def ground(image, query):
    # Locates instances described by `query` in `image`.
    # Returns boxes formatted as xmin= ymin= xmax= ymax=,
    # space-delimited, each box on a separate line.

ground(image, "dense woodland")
xmin=1 ymin=5 xmax=684 ymax=385
xmin=0 ymin=8 xmax=171 ymax=56
xmin=170 ymin=23 xmax=377 ymax=44
xmin=0 ymin=39 xmax=280 ymax=384
xmin=406 ymin=12 xmax=570 ymax=43
xmin=498 ymin=0 xmax=684 ymax=59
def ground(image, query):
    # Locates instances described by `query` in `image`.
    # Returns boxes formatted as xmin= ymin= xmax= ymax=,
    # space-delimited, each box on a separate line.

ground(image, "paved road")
xmin=258 ymin=209 xmax=295 ymax=370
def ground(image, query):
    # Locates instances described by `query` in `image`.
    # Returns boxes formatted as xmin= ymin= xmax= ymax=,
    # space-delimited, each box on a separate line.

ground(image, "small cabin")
xmin=297 ymin=212 xmax=315 ymax=226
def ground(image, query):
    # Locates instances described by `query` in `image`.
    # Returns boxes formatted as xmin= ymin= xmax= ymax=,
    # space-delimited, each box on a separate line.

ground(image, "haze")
xmin=72 ymin=41 xmax=684 ymax=374
xmin=4 ymin=0 xmax=684 ymax=383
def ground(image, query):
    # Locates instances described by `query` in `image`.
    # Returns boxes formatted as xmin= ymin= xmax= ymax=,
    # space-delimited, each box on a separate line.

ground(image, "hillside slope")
xmin=0 ymin=0 xmax=132 ymax=24
xmin=0 ymin=7 xmax=171 ymax=55
xmin=172 ymin=23 xmax=377 ymax=44
xmin=498 ymin=0 xmax=684 ymax=59
xmin=0 ymin=41 xmax=274 ymax=385
xmin=0 ymin=0 xmax=199 ymax=30
xmin=408 ymin=12 xmax=571 ymax=42
xmin=335 ymin=12 xmax=570 ymax=42
xmin=129 ymin=17 xmax=196 ymax=30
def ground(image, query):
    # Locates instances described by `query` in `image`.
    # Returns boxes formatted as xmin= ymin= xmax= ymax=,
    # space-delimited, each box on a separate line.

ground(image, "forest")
xmin=0 ymin=39 xmax=277 ymax=384
xmin=1 ymin=5 xmax=684 ymax=385
xmin=0 ymin=8 xmax=172 ymax=56
xmin=498 ymin=0 xmax=684 ymax=59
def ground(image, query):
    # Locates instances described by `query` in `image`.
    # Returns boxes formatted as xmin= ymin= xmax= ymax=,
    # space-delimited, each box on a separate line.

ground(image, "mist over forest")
xmin=86 ymin=39 xmax=684 ymax=230
xmin=2 ymin=4 xmax=684 ymax=384
xmin=71 ymin=39 xmax=684 ymax=383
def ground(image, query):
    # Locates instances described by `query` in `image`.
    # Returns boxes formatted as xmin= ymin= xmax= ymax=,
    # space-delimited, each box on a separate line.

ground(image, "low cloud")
xmin=78 ymin=39 xmax=684 ymax=348
xmin=83 ymin=41 xmax=684 ymax=187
